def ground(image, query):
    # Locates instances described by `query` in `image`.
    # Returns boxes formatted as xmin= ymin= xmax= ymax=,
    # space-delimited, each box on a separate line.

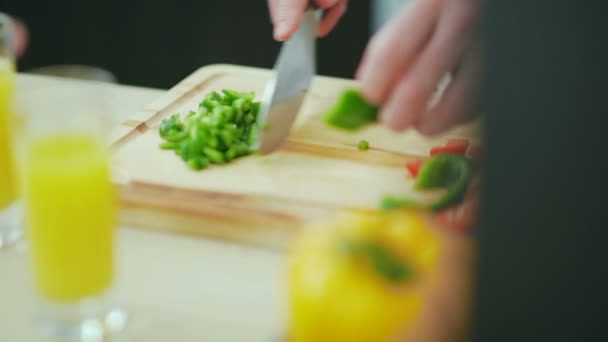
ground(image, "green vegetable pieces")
xmin=380 ymin=154 xmax=473 ymax=211
xmin=414 ymin=153 xmax=473 ymax=210
xmin=322 ymin=89 xmax=378 ymax=131
xmin=158 ymin=89 xmax=261 ymax=170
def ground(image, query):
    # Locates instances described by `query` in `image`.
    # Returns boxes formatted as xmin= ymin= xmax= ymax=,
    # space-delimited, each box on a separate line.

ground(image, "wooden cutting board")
xmin=111 ymin=64 xmax=480 ymax=249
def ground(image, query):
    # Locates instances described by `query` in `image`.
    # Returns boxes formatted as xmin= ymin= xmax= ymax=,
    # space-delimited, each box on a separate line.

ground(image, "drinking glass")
xmin=0 ymin=13 xmax=21 ymax=248
xmin=12 ymin=80 xmax=128 ymax=340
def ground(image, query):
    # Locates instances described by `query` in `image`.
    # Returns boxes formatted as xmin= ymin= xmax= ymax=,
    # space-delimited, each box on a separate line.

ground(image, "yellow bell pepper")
xmin=286 ymin=209 xmax=441 ymax=342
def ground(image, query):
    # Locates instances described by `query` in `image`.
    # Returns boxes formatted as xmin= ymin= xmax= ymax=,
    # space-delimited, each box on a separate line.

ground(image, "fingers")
xmin=268 ymin=0 xmax=309 ymax=41
xmin=268 ymin=0 xmax=346 ymax=41
xmin=12 ymin=17 xmax=28 ymax=57
xmin=314 ymin=0 xmax=340 ymax=7
xmin=317 ymin=1 xmax=348 ymax=37
xmin=415 ymin=44 xmax=481 ymax=136
xmin=355 ymin=0 xmax=441 ymax=105
xmin=379 ymin=1 xmax=478 ymax=131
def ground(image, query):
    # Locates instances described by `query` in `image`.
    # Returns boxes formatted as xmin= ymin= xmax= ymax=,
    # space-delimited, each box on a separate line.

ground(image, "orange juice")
xmin=23 ymin=134 xmax=115 ymax=301
xmin=0 ymin=59 xmax=15 ymax=209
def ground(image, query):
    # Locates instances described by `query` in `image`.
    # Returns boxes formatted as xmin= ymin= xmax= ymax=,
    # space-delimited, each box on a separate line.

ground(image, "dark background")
xmin=4 ymin=0 xmax=371 ymax=89
xmin=474 ymin=0 xmax=608 ymax=341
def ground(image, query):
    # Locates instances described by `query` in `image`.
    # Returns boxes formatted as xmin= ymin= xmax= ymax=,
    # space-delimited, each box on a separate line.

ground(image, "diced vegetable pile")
xmin=158 ymin=89 xmax=261 ymax=170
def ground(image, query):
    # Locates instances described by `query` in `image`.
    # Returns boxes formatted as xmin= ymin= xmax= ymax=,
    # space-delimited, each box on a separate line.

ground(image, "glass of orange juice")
xmin=12 ymin=79 xmax=127 ymax=339
xmin=0 ymin=14 xmax=21 ymax=248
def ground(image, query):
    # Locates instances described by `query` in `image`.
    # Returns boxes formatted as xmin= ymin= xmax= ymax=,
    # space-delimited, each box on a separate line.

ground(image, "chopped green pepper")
xmin=158 ymin=89 xmax=261 ymax=170
xmin=187 ymin=156 xmax=209 ymax=171
xmin=322 ymin=89 xmax=378 ymax=131
xmin=159 ymin=141 xmax=178 ymax=150
xmin=379 ymin=196 xmax=424 ymax=210
xmin=357 ymin=140 xmax=369 ymax=151
xmin=381 ymin=153 xmax=473 ymax=211
xmin=203 ymin=147 xmax=225 ymax=164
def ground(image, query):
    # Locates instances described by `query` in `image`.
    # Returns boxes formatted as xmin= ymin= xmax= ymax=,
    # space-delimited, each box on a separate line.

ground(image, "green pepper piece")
xmin=210 ymin=106 xmax=229 ymax=125
xmin=224 ymin=123 xmax=239 ymax=134
xmin=358 ymin=140 xmax=369 ymax=151
xmin=206 ymin=91 xmax=222 ymax=101
xmin=187 ymin=156 xmax=209 ymax=170
xmin=179 ymin=140 xmax=201 ymax=162
xmin=244 ymin=113 xmax=255 ymax=125
xmin=225 ymin=144 xmax=251 ymax=161
xmin=250 ymin=102 xmax=261 ymax=117
xmin=226 ymin=107 xmax=237 ymax=122
xmin=247 ymin=124 xmax=259 ymax=146
xmin=379 ymin=195 xmax=424 ymax=210
xmin=415 ymin=154 xmax=473 ymax=210
xmin=159 ymin=141 xmax=178 ymax=150
xmin=207 ymin=135 xmax=220 ymax=149
xmin=159 ymin=114 xmax=183 ymax=139
xmin=203 ymin=147 xmax=225 ymax=164
xmin=201 ymin=99 xmax=219 ymax=111
xmin=322 ymin=89 xmax=378 ymax=131
xmin=381 ymin=154 xmax=473 ymax=211
xmin=232 ymin=98 xmax=246 ymax=122
xmin=219 ymin=130 xmax=234 ymax=146
xmin=224 ymin=149 xmax=236 ymax=161
xmin=221 ymin=89 xmax=241 ymax=102
xmin=223 ymin=89 xmax=256 ymax=102
xmin=162 ymin=131 xmax=188 ymax=143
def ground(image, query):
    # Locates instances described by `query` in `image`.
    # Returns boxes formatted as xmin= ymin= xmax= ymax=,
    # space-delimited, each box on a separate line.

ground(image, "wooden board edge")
xmin=118 ymin=205 xmax=293 ymax=252
xmin=116 ymin=181 xmax=338 ymax=250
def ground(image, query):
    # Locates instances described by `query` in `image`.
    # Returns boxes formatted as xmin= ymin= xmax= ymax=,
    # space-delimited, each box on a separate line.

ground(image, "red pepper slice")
xmin=405 ymin=159 xmax=423 ymax=178
xmin=430 ymin=139 xmax=470 ymax=156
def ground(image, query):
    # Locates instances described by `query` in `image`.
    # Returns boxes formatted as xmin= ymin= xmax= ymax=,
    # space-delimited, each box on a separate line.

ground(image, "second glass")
xmin=13 ymin=82 xmax=127 ymax=340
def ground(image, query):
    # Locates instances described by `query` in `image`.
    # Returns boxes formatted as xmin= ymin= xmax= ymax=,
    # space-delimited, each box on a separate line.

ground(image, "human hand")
xmin=398 ymin=229 xmax=474 ymax=342
xmin=356 ymin=0 xmax=481 ymax=136
xmin=12 ymin=17 xmax=28 ymax=58
xmin=1 ymin=14 xmax=28 ymax=58
xmin=267 ymin=0 xmax=348 ymax=41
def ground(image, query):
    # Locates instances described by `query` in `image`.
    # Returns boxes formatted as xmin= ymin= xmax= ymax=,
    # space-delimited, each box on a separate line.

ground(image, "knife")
xmin=254 ymin=7 xmax=321 ymax=154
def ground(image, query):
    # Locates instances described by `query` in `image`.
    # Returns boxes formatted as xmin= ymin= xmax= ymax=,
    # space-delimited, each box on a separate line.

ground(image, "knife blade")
xmin=254 ymin=8 xmax=320 ymax=154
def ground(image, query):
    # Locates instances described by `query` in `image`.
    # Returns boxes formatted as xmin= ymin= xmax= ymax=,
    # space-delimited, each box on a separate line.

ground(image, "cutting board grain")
xmin=111 ymin=64 xmax=480 ymax=249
